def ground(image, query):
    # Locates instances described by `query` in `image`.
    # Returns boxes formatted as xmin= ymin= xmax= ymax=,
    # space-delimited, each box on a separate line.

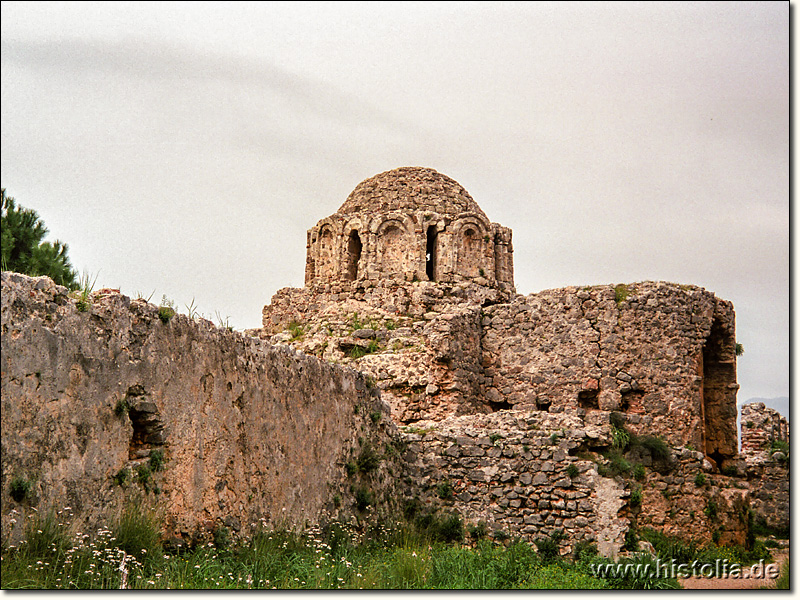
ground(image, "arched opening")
xmin=426 ymin=226 xmax=438 ymax=281
xmin=702 ymin=319 xmax=738 ymax=464
xmin=317 ymin=227 xmax=335 ymax=279
xmin=345 ymin=230 xmax=362 ymax=281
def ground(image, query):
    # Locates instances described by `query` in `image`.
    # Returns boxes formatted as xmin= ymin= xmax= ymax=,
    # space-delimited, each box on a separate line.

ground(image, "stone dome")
xmin=337 ymin=167 xmax=487 ymax=218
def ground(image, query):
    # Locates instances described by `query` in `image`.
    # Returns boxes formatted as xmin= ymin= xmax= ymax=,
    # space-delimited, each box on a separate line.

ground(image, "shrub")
xmin=113 ymin=503 xmax=163 ymax=562
xmin=369 ymin=410 xmax=382 ymax=424
xmin=113 ymin=398 xmax=129 ymax=417
xmin=436 ymin=480 xmax=454 ymax=500
xmin=348 ymin=346 xmax=367 ymax=359
xmin=606 ymin=450 xmax=631 ymax=476
xmin=721 ymin=465 xmax=738 ymax=477
xmin=157 ymin=296 xmax=176 ymax=323
xmin=704 ymin=498 xmax=718 ymax=522
xmin=735 ymin=343 xmax=745 ymax=357
xmin=566 ymin=464 xmax=579 ymax=478
xmin=638 ymin=436 xmax=670 ymax=462
xmin=623 ymin=527 xmax=638 ymax=551
xmin=354 ymin=486 xmax=374 ymax=511
xmin=148 ymin=449 xmax=165 ymax=472
xmin=614 ymin=284 xmax=630 ymax=304
xmin=9 ymin=476 xmax=32 ymax=503
xmin=632 ymin=463 xmax=646 ymax=481
xmin=287 ymin=320 xmax=305 ymax=341
xmin=135 ymin=463 xmax=152 ymax=486
xmin=213 ymin=526 xmax=230 ymax=548
xmin=431 ymin=512 xmax=464 ymax=543
xmin=630 ymin=486 xmax=642 ymax=507
xmin=112 ymin=468 xmax=129 ymax=486
xmin=535 ymin=535 xmax=560 ymax=563
xmin=356 ymin=444 xmax=382 ymax=474
xmin=489 ymin=432 xmax=502 ymax=445
xmin=344 ymin=461 xmax=357 ymax=477
xmin=611 ymin=426 xmax=631 ymax=452
xmin=468 ymin=520 xmax=488 ymax=540
xmin=694 ymin=472 xmax=707 ymax=487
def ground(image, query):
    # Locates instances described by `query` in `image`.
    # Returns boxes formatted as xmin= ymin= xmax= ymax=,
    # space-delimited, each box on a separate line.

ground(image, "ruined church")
xmin=1 ymin=167 xmax=788 ymax=557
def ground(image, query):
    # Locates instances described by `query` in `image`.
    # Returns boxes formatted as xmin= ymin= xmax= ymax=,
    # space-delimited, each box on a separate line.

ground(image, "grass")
xmin=3 ymin=508 xmax=775 ymax=590
xmin=72 ymin=271 xmax=98 ymax=312
xmin=0 ymin=506 xmax=638 ymax=590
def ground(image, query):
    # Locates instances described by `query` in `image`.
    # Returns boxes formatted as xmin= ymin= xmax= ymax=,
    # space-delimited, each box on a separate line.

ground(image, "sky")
xmin=0 ymin=1 xmax=789 ymax=415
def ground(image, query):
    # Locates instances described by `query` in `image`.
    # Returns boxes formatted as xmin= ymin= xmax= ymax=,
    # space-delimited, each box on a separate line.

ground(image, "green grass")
xmin=5 ymin=509 xmax=772 ymax=590
xmin=1 ymin=507 xmax=623 ymax=590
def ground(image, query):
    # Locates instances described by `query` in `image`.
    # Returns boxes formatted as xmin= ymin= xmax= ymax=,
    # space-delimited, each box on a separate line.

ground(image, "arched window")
xmin=345 ymin=230 xmax=362 ymax=280
xmin=426 ymin=226 xmax=438 ymax=281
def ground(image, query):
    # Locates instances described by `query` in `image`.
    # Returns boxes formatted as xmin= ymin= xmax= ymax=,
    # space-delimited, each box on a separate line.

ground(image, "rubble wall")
xmin=1 ymin=273 xmax=398 ymax=546
xmin=482 ymin=282 xmax=739 ymax=458
xmin=740 ymin=402 xmax=789 ymax=532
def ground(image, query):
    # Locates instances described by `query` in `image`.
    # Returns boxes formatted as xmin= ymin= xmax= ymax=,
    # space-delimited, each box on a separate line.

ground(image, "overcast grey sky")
xmin=0 ymin=2 xmax=788 ymax=412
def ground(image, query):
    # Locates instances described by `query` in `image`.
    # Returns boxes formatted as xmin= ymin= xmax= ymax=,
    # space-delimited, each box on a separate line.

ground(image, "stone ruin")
xmin=259 ymin=166 xmax=785 ymax=553
xmin=0 ymin=166 xmax=789 ymax=557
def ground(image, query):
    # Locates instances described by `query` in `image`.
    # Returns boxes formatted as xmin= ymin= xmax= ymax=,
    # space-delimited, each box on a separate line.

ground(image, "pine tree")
xmin=1 ymin=188 xmax=79 ymax=289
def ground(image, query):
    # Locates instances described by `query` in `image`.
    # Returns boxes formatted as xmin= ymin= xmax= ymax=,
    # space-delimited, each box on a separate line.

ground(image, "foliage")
xmin=369 ymin=410 xmax=381 ymax=424
xmin=735 ymin=342 xmax=745 ymax=356
xmin=534 ymin=530 xmax=564 ymax=564
xmin=566 ymin=464 xmax=579 ymax=478
xmin=468 ymin=521 xmax=488 ymax=540
xmin=769 ymin=439 xmax=789 ymax=465
xmin=158 ymin=296 xmax=176 ymax=323
xmin=611 ymin=426 xmax=630 ymax=452
xmin=632 ymin=463 xmax=646 ymax=481
xmin=613 ymin=284 xmax=630 ymax=305
xmin=73 ymin=271 xmax=98 ymax=312
xmin=356 ymin=444 xmax=382 ymax=474
xmin=704 ymin=498 xmax=718 ymax=522
xmin=287 ymin=320 xmax=305 ymax=341
xmin=112 ymin=468 xmax=129 ymax=487
xmin=354 ymin=486 xmax=374 ymax=511
xmin=636 ymin=436 xmax=670 ymax=462
xmin=9 ymin=476 xmax=32 ymax=503
xmin=148 ymin=450 xmax=165 ymax=472
xmin=694 ymin=472 xmax=707 ymax=487
xmin=436 ymin=480 xmax=454 ymax=500
xmin=1 ymin=189 xmax=78 ymax=289
xmin=773 ymin=560 xmax=789 ymax=589
xmin=629 ymin=486 xmax=642 ymax=507
xmin=114 ymin=398 xmax=130 ymax=417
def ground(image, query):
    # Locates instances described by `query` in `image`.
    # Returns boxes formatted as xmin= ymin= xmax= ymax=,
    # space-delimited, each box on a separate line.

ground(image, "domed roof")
xmin=336 ymin=167 xmax=487 ymax=218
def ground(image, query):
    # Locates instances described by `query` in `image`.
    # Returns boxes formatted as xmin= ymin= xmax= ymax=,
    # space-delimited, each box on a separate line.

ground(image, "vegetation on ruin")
xmin=157 ymin=296 xmax=176 ymax=323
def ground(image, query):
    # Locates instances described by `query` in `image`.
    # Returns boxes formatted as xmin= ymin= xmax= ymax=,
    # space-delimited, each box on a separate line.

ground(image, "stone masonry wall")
xmin=1 ymin=273 xmax=400 ymax=546
xmin=481 ymin=282 xmax=739 ymax=459
xmin=739 ymin=402 xmax=789 ymax=533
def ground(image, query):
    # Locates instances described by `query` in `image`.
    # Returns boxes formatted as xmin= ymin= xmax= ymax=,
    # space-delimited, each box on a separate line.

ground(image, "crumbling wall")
xmin=1 ymin=273 xmax=399 ymax=546
xmin=481 ymin=282 xmax=739 ymax=457
xmin=740 ymin=402 xmax=789 ymax=533
xmin=399 ymin=408 xmax=631 ymax=557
